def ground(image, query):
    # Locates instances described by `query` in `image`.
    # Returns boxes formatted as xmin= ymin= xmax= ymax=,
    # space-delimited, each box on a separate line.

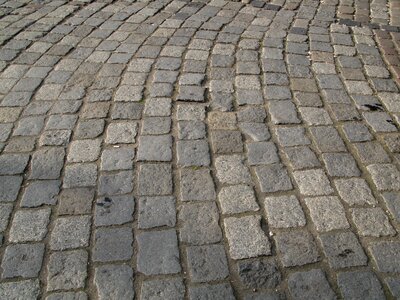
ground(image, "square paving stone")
xmin=47 ymin=250 xmax=88 ymax=291
xmin=218 ymin=185 xmax=259 ymax=214
xmin=189 ymin=283 xmax=235 ymax=300
xmin=39 ymin=130 xmax=71 ymax=147
xmin=93 ymin=227 xmax=133 ymax=262
xmin=237 ymin=258 xmax=281 ymax=290
xmin=0 ymin=176 xmax=23 ymax=202
xmin=74 ymin=120 xmax=103 ymax=139
xmin=14 ymin=116 xmax=45 ymax=136
xmin=111 ymin=103 xmax=143 ymax=120
xmin=341 ymin=122 xmax=373 ymax=142
xmin=309 ymin=126 xmax=346 ymax=152
xmin=322 ymin=153 xmax=361 ymax=177
xmin=187 ymin=244 xmax=229 ymax=283
xmin=363 ymin=112 xmax=397 ymax=133
xmin=366 ymin=164 xmax=400 ymax=191
xmin=293 ymin=169 xmax=334 ymax=196
xmin=275 ymin=126 xmax=310 ymax=147
xmin=351 ymin=208 xmax=395 ymax=237
xmin=353 ymin=141 xmax=391 ymax=164
xmin=318 ymin=231 xmax=367 ymax=269
xmin=100 ymin=147 xmax=135 ymax=171
xmin=137 ymin=135 xmax=172 ymax=162
xmin=179 ymin=202 xmax=222 ymax=245
xmin=138 ymin=164 xmax=172 ymax=196
xmin=105 ymin=122 xmax=138 ymax=144
xmin=288 ymin=269 xmax=336 ymax=300
xmin=177 ymin=140 xmax=210 ymax=166
xmin=141 ymin=278 xmax=184 ymax=300
xmin=144 ymin=98 xmax=171 ymax=117
xmin=264 ymin=195 xmax=306 ymax=228
xmin=136 ymin=230 xmax=181 ymax=275
xmin=30 ymin=147 xmax=65 ymax=180
xmin=9 ymin=208 xmax=51 ymax=242
xmin=1 ymin=244 xmax=44 ymax=278
xmin=224 ymin=215 xmax=271 ymax=260
xmin=67 ymin=139 xmax=102 ymax=163
xmin=247 ymin=142 xmax=280 ymax=165
xmin=305 ymin=196 xmax=349 ymax=232
xmin=334 ymin=178 xmax=376 ymax=206
xmin=177 ymin=86 xmax=205 ymax=102
xmin=0 ymin=280 xmax=40 ymax=299
xmin=21 ymin=180 xmax=60 ymax=207
xmin=138 ymin=196 xmax=175 ymax=229
xmin=0 ymin=154 xmax=29 ymax=175
xmin=0 ymin=203 xmax=12 ymax=232
xmin=46 ymin=115 xmax=77 ymax=130
xmin=94 ymin=265 xmax=134 ymax=300
xmin=369 ymin=241 xmax=400 ymax=273
xmin=337 ymin=271 xmax=385 ymax=300
xmin=255 ymin=164 xmax=293 ymax=193
xmin=177 ymin=121 xmax=206 ymax=140
xmin=210 ymin=130 xmax=243 ymax=154
xmin=274 ymin=230 xmax=320 ymax=267
xmin=95 ymin=195 xmax=135 ymax=226
xmin=283 ymin=146 xmax=320 ymax=170
xmin=299 ymin=107 xmax=333 ymax=126
xmin=141 ymin=117 xmax=171 ymax=135
xmin=179 ymin=168 xmax=216 ymax=201
xmin=269 ymin=101 xmax=301 ymax=124
xmin=98 ymin=171 xmax=134 ymax=196
xmin=385 ymin=278 xmax=400 ymax=298
xmin=50 ymin=216 xmax=91 ymax=251
xmin=236 ymin=90 xmax=264 ymax=105
xmin=382 ymin=192 xmax=400 ymax=222
xmin=63 ymin=164 xmax=97 ymax=188
xmin=58 ymin=188 xmax=94 ymax=215
xmin=215 ymin=155 xmax=252 ymax=184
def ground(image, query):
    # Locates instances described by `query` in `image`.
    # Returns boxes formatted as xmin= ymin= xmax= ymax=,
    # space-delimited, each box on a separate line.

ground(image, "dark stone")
xmin=238 ymin=259 xmax=281 ymax=289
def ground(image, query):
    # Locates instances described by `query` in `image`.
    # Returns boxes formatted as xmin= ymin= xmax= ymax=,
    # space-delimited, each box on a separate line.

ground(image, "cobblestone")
xmin=1 ymin=0 xmax=400 ymax=298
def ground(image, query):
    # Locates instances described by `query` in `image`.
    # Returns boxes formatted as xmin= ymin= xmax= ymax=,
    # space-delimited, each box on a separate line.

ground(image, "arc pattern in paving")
xmin=0 ymin=0 xmax=400 ymax=299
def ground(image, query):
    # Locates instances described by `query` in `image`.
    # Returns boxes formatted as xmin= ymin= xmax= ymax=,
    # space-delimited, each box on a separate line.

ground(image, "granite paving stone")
xmin=1 ymin=1 xmax=400 ymax=298
xmin=94 ymin=265 xmax=134 ymax=300
xmin=274 ymin=230 xmax=320 ymax=267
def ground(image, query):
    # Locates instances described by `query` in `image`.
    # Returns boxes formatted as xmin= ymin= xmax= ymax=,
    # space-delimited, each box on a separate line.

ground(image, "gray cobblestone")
xmin=94 ymin=265 xmax=134 ymax=300
xmin=0 ymin=279 xmax=40 ymax=299
xmin=274 ymin=230 xmax=320 ymax=267
xmin=187 ymin=244 xmax=229 ymax=282
xmin=141 ymin=278 xmax=184 ymax=300
xmin=21 ymin=180 xmax=60 ymax=207
xmin=138 ymin=196 xmax=175 ymax=229
xmin=218 ymin=185 xmax=259 ymax=214
xmin=305 ymin=196 xmax=349 ymax=232
xmin=105 ymin=122 xmax=138 ymax=144
xmin=95 ymin=195 xmax=134 ymax=226
xmin=179 ymin=202 xmax=222 ymax=245
xmin=338 ymin=271 xmax=385 ymax=300
xmin=9 ymin=208 xmax=51 ymax=242
xmin=0 ymin=176 xmax=23 ymax=202
xmin=288 ymin=269 xmax=336 ymax=300
xmin=224 ymin=215 xmax=271 ymax=259
xmin=1 ymin=243 xmax=44 ymax=278
xmin=137 ymin=230 xmax=181 ymax=275
xmin=318 ymin=231 xmax=367 ymax=269
xmin=93 ymin=227 xmax=133 ymax=262
xmin=264 ymin=195 xmax=306 ymax=228
xmin=255 ymin=164 xmax=293 ymax=193
xmin=50 ymin=216 xmax=91 ymax=250
xmin=47 ymin=250 xmax=88 ymax=291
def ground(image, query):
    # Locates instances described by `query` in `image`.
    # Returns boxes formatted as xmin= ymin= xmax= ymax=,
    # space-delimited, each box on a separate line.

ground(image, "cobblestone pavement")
xmin=0 ymin=0 xmax=400 ymax=299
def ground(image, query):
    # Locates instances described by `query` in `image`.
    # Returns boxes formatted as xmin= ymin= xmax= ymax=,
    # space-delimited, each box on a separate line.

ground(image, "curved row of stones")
xmin=0 ymin=0 xmax=400 ymax=299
